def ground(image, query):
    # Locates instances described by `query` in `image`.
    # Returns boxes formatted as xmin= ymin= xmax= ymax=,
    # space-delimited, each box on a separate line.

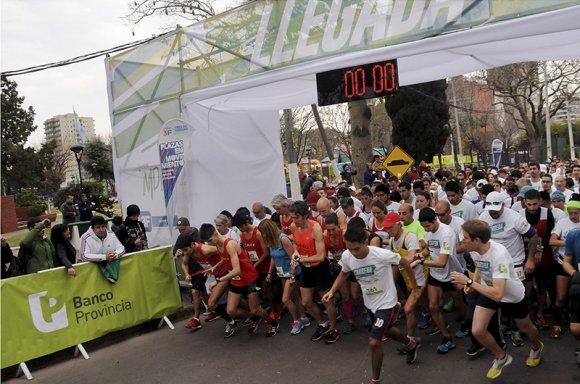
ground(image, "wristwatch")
xmin=466 ymin=278 xmax=473 ymax=287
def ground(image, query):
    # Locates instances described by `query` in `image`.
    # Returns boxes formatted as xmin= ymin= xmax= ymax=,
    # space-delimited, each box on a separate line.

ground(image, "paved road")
xmin=3 ymin=303 xmax=578 ymax=384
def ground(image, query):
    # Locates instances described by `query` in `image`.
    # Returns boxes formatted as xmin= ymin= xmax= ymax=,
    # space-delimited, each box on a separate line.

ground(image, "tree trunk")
xmin=348 ymin=100 xmax=372 ymax=187
xmin=311 ymin=104 xmax=341 ymax=183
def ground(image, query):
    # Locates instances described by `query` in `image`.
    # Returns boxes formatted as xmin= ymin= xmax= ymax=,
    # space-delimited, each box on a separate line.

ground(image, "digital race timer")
xmin=316 ymin=59 xmax=399 ymax=106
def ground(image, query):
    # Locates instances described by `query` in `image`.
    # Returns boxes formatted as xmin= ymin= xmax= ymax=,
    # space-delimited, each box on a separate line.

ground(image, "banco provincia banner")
xmin=1 ymin=246 xmax=181 ymax=368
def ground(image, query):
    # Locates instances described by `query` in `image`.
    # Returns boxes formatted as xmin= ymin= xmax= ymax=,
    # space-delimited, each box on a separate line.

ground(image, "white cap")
xmin=349 ymin=185 xmax=356 ymax=192
xmin=485 ymin=191 xmax=504 ymax=211
xmin=476 ymin=179 xmax=488 ymax=189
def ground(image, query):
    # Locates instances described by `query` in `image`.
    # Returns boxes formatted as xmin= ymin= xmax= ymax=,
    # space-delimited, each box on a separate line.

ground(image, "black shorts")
xmin=476 ymin=294 xmax=529 ymax=320
xmin=229 ymin=281 xmax=258 ymax=297
xmin=256 ymin=272 xmax=268 ymax=289
xmin=555 ymin=262 xmax=570 ymax=277
xmin=534 ymin=263 xmax=557 ymax=288
xmin=189 ymin=273 xmax=207 ymax=291
xmin=329 ymin=261 xmax=357 ymax=283
xmin=368 ymin=307 xmax=398 ymax=341
xmin=300 ymin=260 xmax=333 ymax=292
xmin=428 ymin=275 xmax=456 ymax=292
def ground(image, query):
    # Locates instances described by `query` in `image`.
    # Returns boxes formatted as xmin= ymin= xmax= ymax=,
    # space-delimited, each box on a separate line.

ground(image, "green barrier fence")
xmin=1 ymin=246 xmax=181 ymax=368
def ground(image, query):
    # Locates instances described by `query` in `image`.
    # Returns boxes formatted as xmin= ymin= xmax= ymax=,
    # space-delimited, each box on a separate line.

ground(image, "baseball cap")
xmin=176 ymin=217 xmax=190 ymax=229
xmin=517 ymin=185 xmax=533 ymax=198
xmin=476 ymin=179 xmax=488 ymax=189
xmin=382 ymin=212 xmax=401 ymax=228
xmin=551 ymin=190 xmax=566 ymax=201
xmin=485 ymin=192 xmax=504 ymax=211
xmin=349 ymin=185 xmax=356 ymax=192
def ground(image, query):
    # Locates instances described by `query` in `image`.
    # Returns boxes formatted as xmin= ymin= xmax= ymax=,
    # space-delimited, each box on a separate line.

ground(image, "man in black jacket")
xmin=117 ymin=204 xmax=148 ymax=254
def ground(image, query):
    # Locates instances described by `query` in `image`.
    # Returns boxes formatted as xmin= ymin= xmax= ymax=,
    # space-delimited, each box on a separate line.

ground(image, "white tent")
xmin=107 ymin=0 xmax=580 ymax=246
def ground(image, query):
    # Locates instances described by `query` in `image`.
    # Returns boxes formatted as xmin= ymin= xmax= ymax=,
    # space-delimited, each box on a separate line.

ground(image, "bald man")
xmin=252 ymin=202 xmax=271 ymax=224
xmin=316 ymin=197 xmax=347 ymax=232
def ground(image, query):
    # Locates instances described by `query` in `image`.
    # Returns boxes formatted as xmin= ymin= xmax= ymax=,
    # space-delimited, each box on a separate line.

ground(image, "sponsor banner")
xmin=491 ymin=139 xmax=504 ymax=168
xmin=0 ymin=246 xmax=181 ymax=368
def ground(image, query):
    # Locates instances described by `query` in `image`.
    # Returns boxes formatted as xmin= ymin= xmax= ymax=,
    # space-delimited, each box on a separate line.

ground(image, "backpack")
xmin=15 ymin=242 xmax=34 ymax=276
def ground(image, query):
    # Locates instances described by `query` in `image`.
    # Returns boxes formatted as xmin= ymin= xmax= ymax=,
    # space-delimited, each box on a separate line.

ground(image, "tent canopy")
xmin=106 ymin=0 xmax=580 ymax=245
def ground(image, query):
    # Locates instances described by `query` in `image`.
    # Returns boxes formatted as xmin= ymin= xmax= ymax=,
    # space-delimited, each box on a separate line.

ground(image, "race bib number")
xmin=199 ymin=262 xmax=212 ymax=270
xmin=514 ymin=265 xmax=525 ymax=281
xmin=247 ymin=251 xmax=259 ymax=262
xmin=276 ymin=266 xmax=288 ymax=278
xmin=328 ymin=251 xmax=343 ymax=261
xmin=362 ymin=283 xmax=383 ymax=296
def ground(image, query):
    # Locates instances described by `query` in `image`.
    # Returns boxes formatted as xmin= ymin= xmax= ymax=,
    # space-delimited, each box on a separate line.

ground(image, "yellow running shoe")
xmin=525 ymin=341 xmax=544 ymax=367
xmin=486 ymin=353 xmax=512 ymax=379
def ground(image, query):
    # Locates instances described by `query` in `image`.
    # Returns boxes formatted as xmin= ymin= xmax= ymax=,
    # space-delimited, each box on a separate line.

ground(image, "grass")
xmin=3 ymin=229 xmax=52 ymax=247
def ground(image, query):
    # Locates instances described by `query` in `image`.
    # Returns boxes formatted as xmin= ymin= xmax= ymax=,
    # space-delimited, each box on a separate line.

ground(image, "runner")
xmin=258 ymin=219 xmax=309 ymax=335
xmin=562 ymin=227 xmax=580 ymax=366
xmin=271 ymin=194 xmax=294 ymax=236
xmin=322 ymin=224 xmax=422 ymax=384
xmin=199 ymin=223 xmax=279 ymax=338
xmin=451 ymin=220 xmax=544 ymax=379
xmin=445 ymin=180 xmax=478 ymax=221
xmin=374 ymin=183 xmax=401 ymax=214
xmin=368 ymin=200 xmax=389 ymax=245
xmin=289 ymin=200 xmax=339 ymax=344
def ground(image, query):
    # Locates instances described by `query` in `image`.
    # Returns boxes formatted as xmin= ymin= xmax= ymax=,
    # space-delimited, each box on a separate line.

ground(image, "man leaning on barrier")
xmin=80 ymin=216 xmax=125 ymax=283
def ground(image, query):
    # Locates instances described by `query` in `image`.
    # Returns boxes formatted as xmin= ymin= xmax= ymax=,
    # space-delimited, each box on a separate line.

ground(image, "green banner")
xmin=1 ymin=246 xmax=181 ymax=368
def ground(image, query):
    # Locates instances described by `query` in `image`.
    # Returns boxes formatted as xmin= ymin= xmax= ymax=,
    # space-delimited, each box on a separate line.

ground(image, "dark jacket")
xmin=60 ymin=202 xmax=77 ymax=225
xmin=78 ymin=200 xmax=93 ymax=222
xmin=54 ymin=241 xmax=77 ymax=269
xmin=117 ymin=218 xmax=148 ymax=254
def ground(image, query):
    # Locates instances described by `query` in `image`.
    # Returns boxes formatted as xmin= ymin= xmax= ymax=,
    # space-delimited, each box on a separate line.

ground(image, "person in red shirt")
xmin=200 ymin=223 xmax=279 ymax=337
xmin=290 ymin=201 xmax=340 ymax=344
xmin=271 ymin=194 xmax=294 ymax=235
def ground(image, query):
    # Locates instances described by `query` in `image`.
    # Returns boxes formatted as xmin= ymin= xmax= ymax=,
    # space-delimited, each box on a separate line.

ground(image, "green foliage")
xmin=82 ymin=138 xmax=115 ymax=191
xmin=29 ymin=203 xmax=48 ymax=217
xmin=53 ymin=181 xmax=115 ymax=217
xmin=386 ymin=80 xmax=451 ymax=163
xmin=1 ymin=76 xmax=37 ymax=146
xmin=15 ymin=190 xmax=41 ymax=207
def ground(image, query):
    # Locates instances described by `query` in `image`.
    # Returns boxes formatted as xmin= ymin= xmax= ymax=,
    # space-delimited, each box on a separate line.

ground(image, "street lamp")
xmin=70 ymin=144 xmax=85 ymax=193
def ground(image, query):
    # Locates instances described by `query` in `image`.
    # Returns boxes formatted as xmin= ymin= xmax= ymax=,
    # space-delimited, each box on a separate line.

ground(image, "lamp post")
xmin=70 ymin=144 xmax=85 ymax=193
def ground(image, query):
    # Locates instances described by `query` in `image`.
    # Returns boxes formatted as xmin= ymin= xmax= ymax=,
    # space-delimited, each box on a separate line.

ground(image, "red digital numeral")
xmin=344 ymin=68 xmax=366 ymax=99
xmin=372 ymin=63 xmax=396 ymax=94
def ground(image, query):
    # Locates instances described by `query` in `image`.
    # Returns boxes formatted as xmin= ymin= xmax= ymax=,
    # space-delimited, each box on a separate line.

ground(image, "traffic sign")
xmin=382 ymin=146 xmax=414 ymax=180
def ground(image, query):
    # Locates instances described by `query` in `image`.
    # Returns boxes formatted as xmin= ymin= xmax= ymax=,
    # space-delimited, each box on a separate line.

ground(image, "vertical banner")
xmin=1 ymin=247 xmax=181 ymax=368
xmin=158 ymin=119 xmax=194 ymax=239
xmin=491 ymin=139 xmax=504 ymax=168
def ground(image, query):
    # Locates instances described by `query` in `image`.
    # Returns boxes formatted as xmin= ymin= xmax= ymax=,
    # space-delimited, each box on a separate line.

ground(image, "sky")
xmin=1 ymin=0 xmax=230 ymax=147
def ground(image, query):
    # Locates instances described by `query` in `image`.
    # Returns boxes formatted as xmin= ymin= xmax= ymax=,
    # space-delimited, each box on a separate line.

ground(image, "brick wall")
xmin=1 ymin=196 xmax=18 ymax=233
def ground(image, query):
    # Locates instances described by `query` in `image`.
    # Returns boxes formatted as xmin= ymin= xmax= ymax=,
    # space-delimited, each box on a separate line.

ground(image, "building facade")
xmin=44 ymin=113 xmax=96 ymax=184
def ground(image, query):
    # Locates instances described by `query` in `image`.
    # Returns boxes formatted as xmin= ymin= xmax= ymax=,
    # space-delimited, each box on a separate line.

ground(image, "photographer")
xmin=19 ymin=219 xmax=55 ymax=274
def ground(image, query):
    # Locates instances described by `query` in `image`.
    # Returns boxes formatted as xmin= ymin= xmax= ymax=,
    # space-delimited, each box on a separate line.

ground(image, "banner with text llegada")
xmin=0 ymin=246 xmax=181 ymax=368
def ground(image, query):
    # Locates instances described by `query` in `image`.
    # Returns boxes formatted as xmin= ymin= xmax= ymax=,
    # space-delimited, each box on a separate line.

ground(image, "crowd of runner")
xmin=172 ymin=160 xmax=580 ymax=383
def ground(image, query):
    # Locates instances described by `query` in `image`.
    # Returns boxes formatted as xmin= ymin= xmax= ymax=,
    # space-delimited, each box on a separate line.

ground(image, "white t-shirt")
xmin=551 ymin=217 xmax=580 ymax=264
xmin=389 ymin=231 xmax=426 ymax=287
xmin=552 ymin=207 xmax=566 ymax=223
xmin=464 ymin=187 xmax=480 ymax=204
xmin=424 ymin=222 xmax=462 ymax=281
xmin=339 ymin=246 xmax=400 ymax=312
xmin=470 ymin=241 xmax=525 ymax=303
xmin=530 ymin=179 xmax=542 ymax=191
xmin=386 ymin=201 xmax=401 ymax=214
xmin=479 ymin=208 xmax=533 ymax=265
xmin=450 ymin=198 xmax=477 ymax=222
xmin=475 ymin=201 xmax=485 ymax=215
xmin=446 ymin=216 xmax=466 ymax=270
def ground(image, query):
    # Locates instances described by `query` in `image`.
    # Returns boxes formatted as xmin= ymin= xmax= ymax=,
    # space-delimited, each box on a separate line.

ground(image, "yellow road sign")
xmin=382 ymin=146 xmax=414 ymax=179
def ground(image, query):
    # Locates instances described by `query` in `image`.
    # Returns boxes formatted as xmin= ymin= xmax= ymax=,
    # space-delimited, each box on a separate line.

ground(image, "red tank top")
xmin=530 ymin=207 xmax=554 ymax=267
xmin=195 ymin=243 xmax=228 ymax=276
xmin=325 ymin=230 xmax=346 ymax=261
xmin=241 ymin=226 xmax=270 ymax=274
xmin=281 ymin=214 xmax=293 ymax=235
xmin=294 ymin=220 xmax=322 ymax=267
xmin=370 ymin=216 xmax=389 ymax=244
xmin=219 ymin=238 xmax=258 ymax=287
xmin=317 ymin=214 xmax=328 ymax=232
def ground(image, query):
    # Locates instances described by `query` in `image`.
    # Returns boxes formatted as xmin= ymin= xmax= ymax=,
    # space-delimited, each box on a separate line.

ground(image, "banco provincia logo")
xmin=28 ymin=291 xmax=69 ymax=333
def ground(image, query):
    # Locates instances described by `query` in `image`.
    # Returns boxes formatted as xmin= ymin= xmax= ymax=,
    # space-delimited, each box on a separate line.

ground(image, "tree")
xmin=1 ymin=76 xmax=38 ymax=194
xmin=82 ymin=138 xmax=116 ymax=193
xmin=386 ymin=80 xmax=451 ymax=164
xmin=487 ymin=61 xmax=580 ymax=161
xmin=349 ymin=100 xmax=372 ymax=186
xmin=125 ymin=0 xmax=217 ymax=27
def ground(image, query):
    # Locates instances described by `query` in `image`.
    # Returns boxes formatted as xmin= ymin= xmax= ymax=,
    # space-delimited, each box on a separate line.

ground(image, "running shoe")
xmin=576 ymin=347 xmax=580 ymax=367
xmin=223 ymin=321 xmax=237 ymax=338
xmin=269 ymin=311 xmax=281 ymax=322
xmin=368 ymin=380 xmax=382 ymax=384
xmin=342 ymin=322 xmax=355 ymax=334
xmin=427 ymin=324 xmax=449 ymax=336
xmin=300 ymin=317 xmax=311 ymax=328
xmin=417 ymin=312 xmax=431 ymax=330
xmin=248 ymin=319 xmax=260 ymax=334
xmin=511 ymin=330 xmax=524 ymax=347
xmin=290 ymin=320 xmax=303 ymax=335
xmin=486 ymin=353 xmax=512 ymax=379
xmin=442 ymin=297 xmax=456 ymax=313
xmin=185 ymin=317 xmax=202 ymax=330
xmin=535 ymin=314 xmax=550 ymax=330
xmin=436 ymin=337 xmax=455 ymax=354
xmin=466 ymin=344 xmax=486 ymax=357
xmin=406 ymin=336 xmax=422 ymax=365
xmin=525 ymin=341 xmax=544 ymax=367
xmin=204 ymin=311 xmax=221 ymax=322
xmin=455 ymin=326 xmax=469 ymax=338
xmin=266 ymin=322 xmax=279 ymax=337
xmin=550 ymin=325 xmax=562 ymax=339
xmin=311 ymin=324 xmax=331 ymax=341
xmin=324 ymin=329 xmax=340 ymax=344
